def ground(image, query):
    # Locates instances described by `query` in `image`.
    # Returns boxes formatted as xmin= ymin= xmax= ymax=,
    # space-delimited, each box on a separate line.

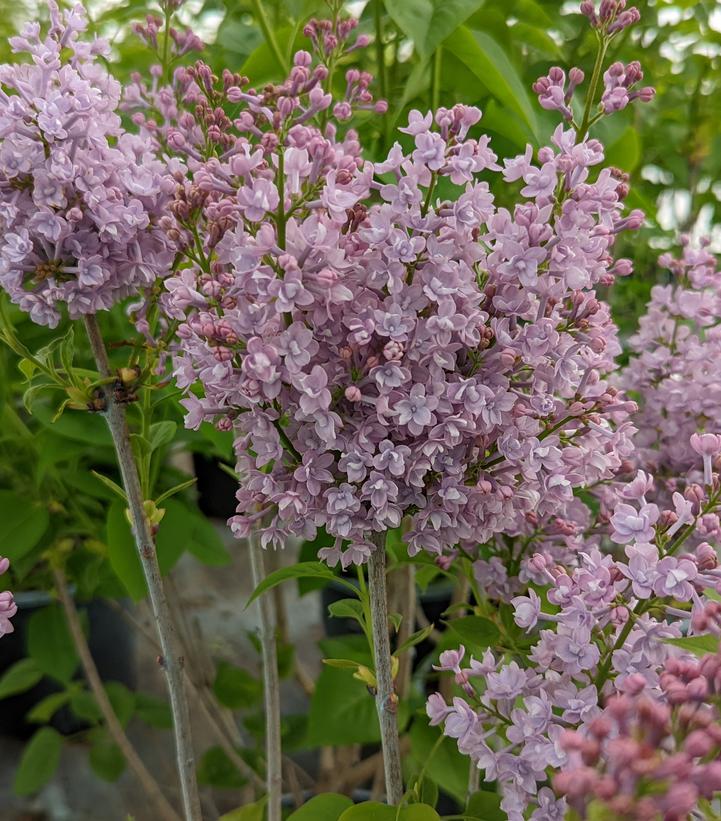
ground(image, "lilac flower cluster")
xmin=534 ymin=0 xmax=653 ymax=125
xmin=555 ymin=652 xmax=721 ymax=820
xmin=621 ymin=238 xmax=721 ymax=483
xmin=0 ymin=2 xmax=173 ymax=327
xmin=427 ymin=443 xmax=721 ymax=819
xmin=0 ymin=556 xmax=16 ymax=637
xmin=158 ymin=22 xmax=644 ymax=569
xmin=131 ymin=11 xmax=203 ymax=59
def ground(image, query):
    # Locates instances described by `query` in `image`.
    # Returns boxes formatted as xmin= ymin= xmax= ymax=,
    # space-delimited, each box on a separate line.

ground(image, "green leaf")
xmin=288 ymin=793 xmax=354 ymax=820
xmin=70 ymin=690 xmax=102 ymax=723
xmin=0 ymin=658 xmax=43 ymax=699
xmin=328 ymin=598 xmax=365 ymax=623
xmin=308 ymin=635 xmax=410 ymax=746
xmin=106 ymin=500 xmax=147 ymax=601
xmin=219 ymin=799 xmax=267 ymax=821
xmin=384 ymin=0 xmax=485 ymax=58
xmin=0 ymin=489 xmax=50 ymax=561
xmin=465 ymin=789 xmax=504 ymax=821
xmin=213 ymin=660 xmax=262 ymax=710
xmin=14 ymin=727 xmax=63 ymax=796
xmin=307 ymin=664 xmax=380 ymax=745
xmin=27 ymin=691 xmax=71 ymax=724
xmin=444 ymin=26 xmax=539 ymax=142
xmin=184 ymin=510 xmax=231 ymax=567
xmin=396 ymin=623 xmax=435 ymax=656
xmin=148 ymin=421 xmax=177 ymax=452
xmin=27 ymin=605 xmax=78 ymax=684
xmin=154 ymin=477 xmax=198 ymax=505
xmin=91 ymin=470 xmax=127 ymax=501
xmin=33 ymin=401 xmax=111 ymax=445
xmin=105 ymin=681 xmax=135 ymax=727
xmin=246 ymin=561 xmax=347 ymax=608
xmin=322 ymin=658 xmax=362 ymax=670
xmin=666 ymin=633 xmax=719 ymax=657
xmin=510 ymin=22 xmax=562 ymax=58
xmin=339 ymin=804 xmax=440 ymax=821
xmin=417 ymin=777 xmax=439 ymax=808
xmin=241 ymin=26 xmax=295 ymax=83
xmin=399 ymin=808 xmax=440 ymax=820
xmin=89 ymin=732 xmax=126 ymax=782
xmin=58 ymin=325 xmax=75 ymax=377
xmin=135 ymin=692 xmax=172 ymax=729
xmin=199 ymin=746 xmax=250 ymax=789
xmin=338 ymin=803 xmax=395 ymax=821
xmin=297 ymin=527 xmax=336 ymax=595
xmin=409 ymin=721 xmax=467 ymax=804
xmin=155 ymin=499 xmax=192 ymax=574
xmin=444 ymin=615 xmax=500 ymax=653
xmin=605 ymin=125 xmax=641 ymax=172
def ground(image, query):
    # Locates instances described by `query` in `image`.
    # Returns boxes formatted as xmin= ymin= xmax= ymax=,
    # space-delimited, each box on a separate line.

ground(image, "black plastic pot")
xmin=193 ymin=452 xmax=238 ymax=520
xmin=321 ymin=576 xmax=454 ymax=667
xmin=0 ymin=591 xmax=136 ymax=739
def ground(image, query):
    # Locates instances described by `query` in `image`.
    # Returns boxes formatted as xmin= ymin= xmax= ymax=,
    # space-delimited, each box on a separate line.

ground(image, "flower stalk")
xmin=83 ymin=315 xmax=201 ymax=821
xmin=368 ymin=532 xmax=404 ymax=805
xmin=248 ymin=530 xmax=283 ymax=821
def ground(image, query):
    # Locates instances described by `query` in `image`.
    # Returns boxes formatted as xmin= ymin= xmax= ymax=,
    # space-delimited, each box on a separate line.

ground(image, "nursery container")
xmin=0 ymin=591 xmax=136 ymax=739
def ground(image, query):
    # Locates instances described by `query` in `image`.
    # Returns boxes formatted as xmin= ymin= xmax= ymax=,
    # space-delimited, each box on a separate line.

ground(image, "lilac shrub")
xmin=0 ymin=2 xmax=173 ymax=328
xmin=157 ymin=10 xmax=646 ymax=580
xmin=0 ymin=556 xmax=16 ymax=637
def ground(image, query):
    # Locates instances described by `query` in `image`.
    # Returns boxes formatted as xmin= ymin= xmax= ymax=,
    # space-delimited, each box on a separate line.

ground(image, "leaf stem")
xmin=82 ymin=315 xmax=201 ymax=821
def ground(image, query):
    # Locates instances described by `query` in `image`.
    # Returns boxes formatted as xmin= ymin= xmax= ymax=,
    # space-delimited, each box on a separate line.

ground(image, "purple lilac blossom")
xmin=0 ymin=3 xmax=173 ymax=327
xmin=0 ymin=556 xmax=16 ymax=637
xmin=154 ymin=27 xmax=641 ymax=573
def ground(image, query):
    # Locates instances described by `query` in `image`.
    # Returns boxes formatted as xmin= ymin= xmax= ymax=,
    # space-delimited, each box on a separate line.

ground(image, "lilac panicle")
xmin=620 ymin=238 xmax=721 ymax=486
xmin=555 ymin=651 xmax=721 ymax=820
xmin=0 ymin=2 xmax=173 ymax=327
xmin=158 ymin=15 xmax=642 ymax=572
xmin=0 ymin=556 xmax=16 ymax=638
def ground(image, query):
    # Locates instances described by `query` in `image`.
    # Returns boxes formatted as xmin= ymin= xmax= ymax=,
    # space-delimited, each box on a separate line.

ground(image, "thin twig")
xmin=52 ymin=566 xmax=181 ymax=821
xmin=106 ymin=600 xmax=265 ymax=792
xmin=83 ymin=315 xmax=201 ymax=821
xmin=327 ymin=738 xmax=411 ymax=794
xmin=368 ymin=533 xmax=403 ymax=804
xmin=248 ymin=533 xmax=283 ymax=821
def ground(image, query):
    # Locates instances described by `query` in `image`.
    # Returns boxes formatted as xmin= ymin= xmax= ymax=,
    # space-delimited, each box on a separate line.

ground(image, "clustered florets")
xmin=428 ymin=441 xmax=721 ymax=818
xmin=0 ymin=556 xmax=15 ymax=637
xmin=0 ymin=2 xmax=173 ymax=327
xmin=555 ymin=653 xmax=721 ymax=820
xmin=621 ymin=238 xmax=721 ymax=483
xmin=158 ymin=30 xmax=644 ymax=570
